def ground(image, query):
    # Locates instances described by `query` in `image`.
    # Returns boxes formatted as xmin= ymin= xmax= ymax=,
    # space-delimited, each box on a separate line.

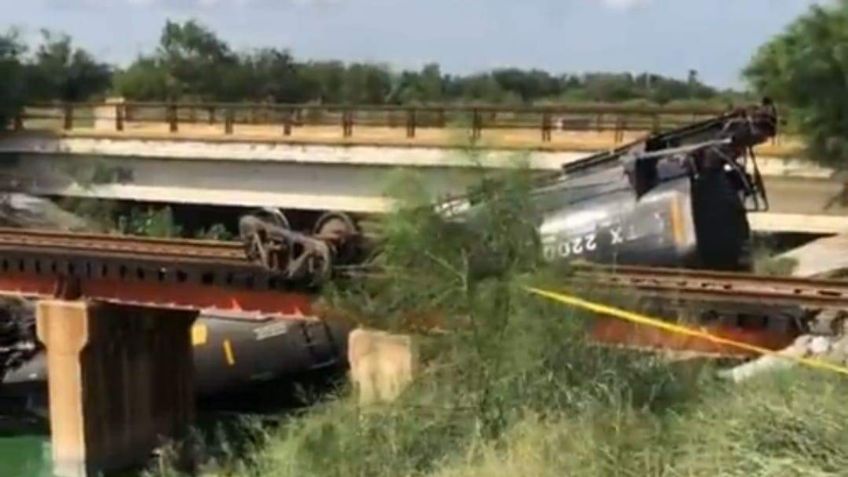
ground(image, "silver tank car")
xmin=441 ymin=99 xmax=777 ymax=272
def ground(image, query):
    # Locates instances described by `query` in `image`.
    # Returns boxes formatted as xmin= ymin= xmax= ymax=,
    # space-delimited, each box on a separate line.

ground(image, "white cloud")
xmin=596 ymin=0 xmax=653 ymax=10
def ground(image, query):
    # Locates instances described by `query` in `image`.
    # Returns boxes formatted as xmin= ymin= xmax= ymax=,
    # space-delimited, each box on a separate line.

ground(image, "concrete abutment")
xmin=35 ymin=300 xmax=197 ymax=477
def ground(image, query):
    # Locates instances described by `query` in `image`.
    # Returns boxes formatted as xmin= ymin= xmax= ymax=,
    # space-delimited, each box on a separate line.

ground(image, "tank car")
xmin=0 ymin=307 xmax=350 ymax=416
xmin=440 ymin=100 xmax=777 ymax=272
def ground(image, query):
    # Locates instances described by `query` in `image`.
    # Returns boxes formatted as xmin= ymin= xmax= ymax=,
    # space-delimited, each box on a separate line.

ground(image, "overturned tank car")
xmin=450 ymin=100 xmax=777 ymax=271
xmin=240 ymin=100 xmax=778 ymax=279
xmin=0 ymin=304 xmax=349 ymax=415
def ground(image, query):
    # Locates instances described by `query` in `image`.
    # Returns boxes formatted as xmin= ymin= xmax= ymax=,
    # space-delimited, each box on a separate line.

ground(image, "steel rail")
xmin=0 ymin=227 xmax=244 ymax=261
xmin=0 ymin=227 xmax=842 ymax=310
xmin=0 ymin=227 xmax=841 ymax=320
xmin=568 ymin=264 xmax=848 ymax=309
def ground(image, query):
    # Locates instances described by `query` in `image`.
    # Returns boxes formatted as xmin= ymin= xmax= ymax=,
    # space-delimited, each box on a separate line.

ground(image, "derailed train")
xmin=454 ymin=99 xmax=777 ymax=271
xmin=239 ymin=99 xmax=778 ymax=279
xmin=0 ymin=101 xmax=778 ymax=411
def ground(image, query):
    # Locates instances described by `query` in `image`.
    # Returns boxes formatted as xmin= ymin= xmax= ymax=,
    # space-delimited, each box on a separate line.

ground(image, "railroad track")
xmin=568 ymin=264 xmax=848 ymax=309
xmin=0 ymin=228 xmax=844 ymax=309
xmin=0 ymin=228 xmax=296 ymax=303
xmin=0 ymin=227 xmax=245 ymax=263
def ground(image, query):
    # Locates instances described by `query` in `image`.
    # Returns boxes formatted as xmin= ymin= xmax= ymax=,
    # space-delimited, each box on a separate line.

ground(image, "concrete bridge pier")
xmin=35 ymin=300 xmax=197 ymax=477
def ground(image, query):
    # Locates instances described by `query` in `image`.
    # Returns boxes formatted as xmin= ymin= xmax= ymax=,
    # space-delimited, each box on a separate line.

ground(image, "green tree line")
xmin=0 ymin=19 xmax=737 ymax=124
xmin=113 ymin=20 xmax=729 ymax=106
xmin=0 ymin=29 xmax=111 ymax=126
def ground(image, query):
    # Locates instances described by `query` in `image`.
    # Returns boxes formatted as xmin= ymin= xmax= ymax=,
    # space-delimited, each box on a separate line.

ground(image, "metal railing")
xmin=11 ymin=101 xmax=762 ymax=145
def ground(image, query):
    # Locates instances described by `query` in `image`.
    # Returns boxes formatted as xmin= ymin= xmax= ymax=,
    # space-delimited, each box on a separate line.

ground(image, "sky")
xmin=0 ymin=0 xmax=827 ymax=88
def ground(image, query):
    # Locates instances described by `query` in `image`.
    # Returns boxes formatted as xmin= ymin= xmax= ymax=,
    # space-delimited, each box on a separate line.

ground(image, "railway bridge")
xmin=1 ymin=101 xmax=846 ymax=234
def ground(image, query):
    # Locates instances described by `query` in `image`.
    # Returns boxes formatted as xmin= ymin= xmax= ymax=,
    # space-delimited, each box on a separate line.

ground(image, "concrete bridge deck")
xmin=1 ymin=114 xmax=843 ymax=235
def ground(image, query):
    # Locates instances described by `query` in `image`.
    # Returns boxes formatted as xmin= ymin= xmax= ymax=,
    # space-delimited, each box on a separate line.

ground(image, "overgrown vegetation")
xmin=144 ymin=164 xmax=848 ymax=477
xmin=56 ymin=197 xmax=234 ymax=240
xmin=744 ymin=0 xmax=848 ymax=168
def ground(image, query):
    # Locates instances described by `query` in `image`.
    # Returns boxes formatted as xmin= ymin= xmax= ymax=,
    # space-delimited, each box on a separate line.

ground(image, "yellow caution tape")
xmin=526 ymin=286 xmax=848 ymax=377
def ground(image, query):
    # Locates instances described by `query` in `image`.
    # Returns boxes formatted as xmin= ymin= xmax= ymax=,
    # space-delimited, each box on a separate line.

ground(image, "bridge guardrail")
xmin=10 ymin=101 xmax=788 ymax=147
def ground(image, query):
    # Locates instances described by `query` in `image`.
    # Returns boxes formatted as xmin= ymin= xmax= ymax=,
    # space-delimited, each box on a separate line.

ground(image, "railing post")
xmin=224 ymin=108 xmax=234 ymax=135
xmin=167 ymin=103 xmax=178 ymax=133
xmin=342 ymin=109 xmax=353 ymax=138
xmin=437 ymin=108 xmax=446 ymax=128
xmin=208 ymin=107 xmax=216 ymax=125
xmin=115 ymin=104 xmax=124 ymax=132
xmin=283 ymin=108 xmax=292 ymax=136
xmin=471 ymin=108 xmax=482 ymax=141
xmin=595 ymin=113 xmax=603 ymax=132
xmin=541 ymin=111 xmax=552 ymax=142
xmin=615 ymin=116 xmax=625 ymax=143
xmin=13 ymin=111 xmax=23 ymax=131
xmin=406 ymin=108 xmax=416 ymax=139
xmin=63 ymin=103 xmax=74 ymax=130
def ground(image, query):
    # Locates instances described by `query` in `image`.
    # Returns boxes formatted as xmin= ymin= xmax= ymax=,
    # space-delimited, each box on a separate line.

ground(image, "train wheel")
xmin=313 ymin=211 xmax=358 ymax=239
xmin=253 ymin=207 xmax=291 ymax=230
xmin=242 ymin=228 xmax=270 ymax=267
xmin=240 ymin=208 xmax=293 ymax=271
xmin=313 ymin=211 xmax=360 ymax=266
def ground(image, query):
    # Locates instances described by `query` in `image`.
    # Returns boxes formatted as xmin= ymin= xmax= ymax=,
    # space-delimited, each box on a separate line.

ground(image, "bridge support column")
xmin=35 ymin=300 xmax=197 ymax=477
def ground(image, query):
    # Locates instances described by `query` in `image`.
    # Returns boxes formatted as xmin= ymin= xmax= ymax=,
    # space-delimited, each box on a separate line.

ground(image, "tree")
xmin=114 ymin=56 xmax=172 ymax=100
xmin=744 ymin=1 xmax=848 ymax=168
xmin=491 ymin=68 xmax=560 ymax=102
xmin=241 ymin=48 xmax=302 ymax=102
xmin=157 ymin=20 xmax=239 ymax=100
xmin=0 ymin=31 xmax=25 ymax=128
xmin=342 ymin=63 xmax=392 ymax=103
xmin=454 ymin=73 xmax=512 ymax=103
xmin=387 ymin=63 xmax=444 ymax=104
xmin=24 ymin=30 xmax=112 ymax=102
xmin=298 ymin=61 xmax=346 ymax=103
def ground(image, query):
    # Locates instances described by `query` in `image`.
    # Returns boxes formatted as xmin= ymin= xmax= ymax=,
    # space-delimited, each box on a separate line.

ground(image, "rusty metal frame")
xmin=0 ymin=244 xmax=317 ymax=319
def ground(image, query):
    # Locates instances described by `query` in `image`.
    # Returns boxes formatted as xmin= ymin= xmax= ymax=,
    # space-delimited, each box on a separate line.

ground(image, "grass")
xmin=424 ymin=369 xmax=848 ymax=477
xmin=147 ymin=163 xmax=847 ymax=477
xmin=154 ymin=363 xmax=848 ymax=477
